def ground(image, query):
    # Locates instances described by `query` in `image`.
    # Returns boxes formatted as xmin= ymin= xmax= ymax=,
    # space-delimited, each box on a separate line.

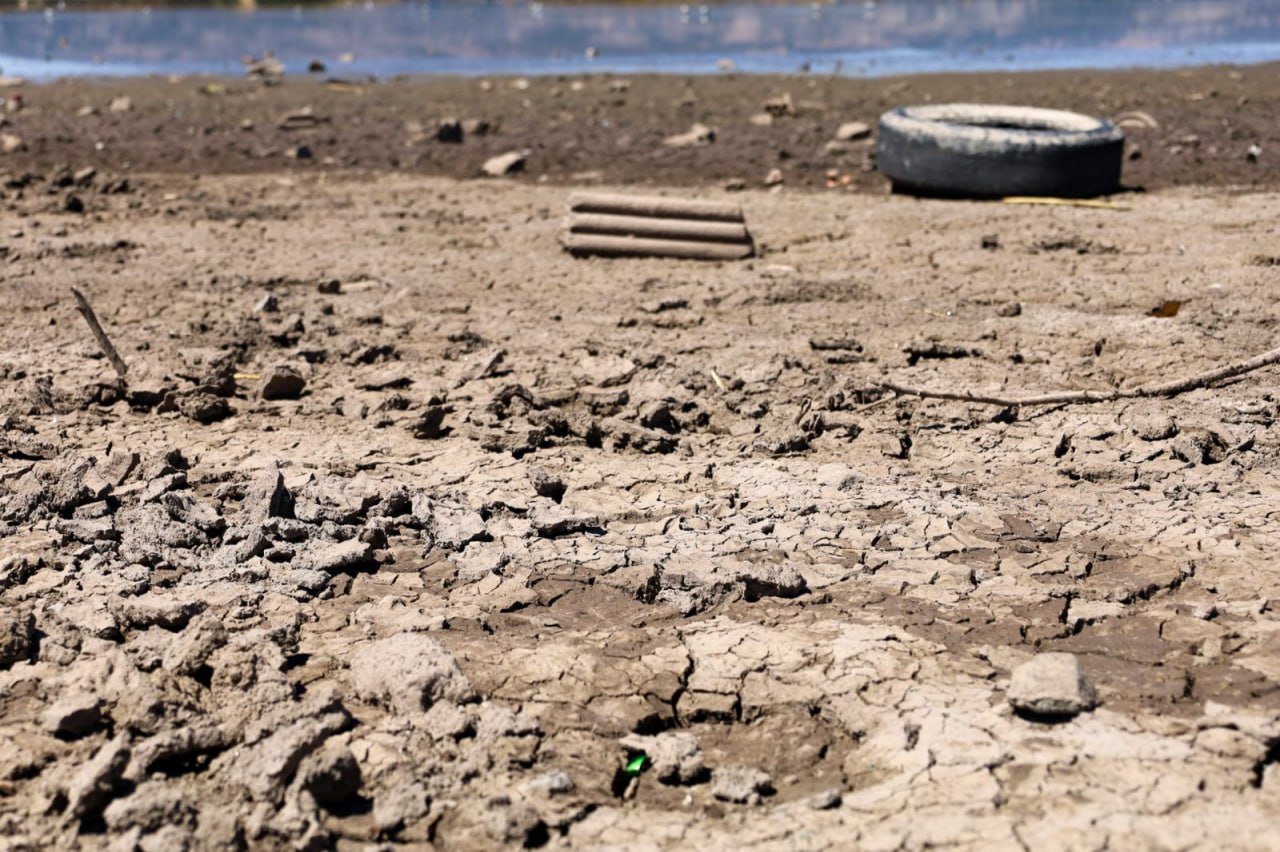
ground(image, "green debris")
xmin=625 ymin=754 xmax=650 ymax=776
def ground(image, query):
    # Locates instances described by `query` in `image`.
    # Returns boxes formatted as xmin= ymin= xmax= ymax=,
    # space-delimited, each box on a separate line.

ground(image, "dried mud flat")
xmin=3 ymin=102 xmax=1280 ymax=849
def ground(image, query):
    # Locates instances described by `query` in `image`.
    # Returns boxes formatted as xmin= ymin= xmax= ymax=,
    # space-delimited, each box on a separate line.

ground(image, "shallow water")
xmin=2 ymin=0 xmax=1279 ymax=80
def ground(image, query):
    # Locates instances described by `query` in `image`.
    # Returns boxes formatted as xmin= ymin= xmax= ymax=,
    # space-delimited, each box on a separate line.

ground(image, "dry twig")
xmin=69 ymin=286 xmax=129 ymax=382
xmin=881 ymin=343 xmax=1280 ymax=408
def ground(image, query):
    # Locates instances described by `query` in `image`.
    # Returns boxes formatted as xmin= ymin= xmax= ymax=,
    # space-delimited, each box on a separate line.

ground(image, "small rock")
xmin=711 ymin=766 xmax=774 ymax=804
xmin=41 ymin=694 xmax=103 ymax=739
xmin=981 ymin=234 xmax=1001 ymax=250
xmin=834 ymin=120 xmax=871 ymax=141
xmin=349 ymin=632 xmax=474 ymax=714
xmin=996 ymin=300 xmax=1022 ymax=317
xmin=461 ymin=118 xmax=491 ymax=137
xmin=436 ymin=118 xmax=463 ymax=143
xmin=663 ymin=123 xmax=716 ymax=147
xmin=254 ymin=293 xmax=280 ymax=313
xmin=1246 ymin=143 xmax=1262 ymax=162
xmin=285 ymin=144 xmax=313 ymax=160
xmin=63 ymin=194 xmax=85 ymax=214
xmin=260 ymin=364 xmax=306 ymax=401
xmin=763 ymin=93 xmax=794 ymax=116
xmin=724 ymin=177 xmax=746 ymax=192
xmin=482 ymin=151 xmax=526 ymax=177
xmin=308 ymin=59 xmax=327 ymax=73
xmin=749 ymin=112 xmax=774 ymax=127
xmin=1 ymin=133 xmax=24 ymax=154
xmin=108 ymin=96 xmax=132 ymax=113
xmin=764 ymin=168 xmax=784 ymax=186
xmin=1007 ymin=652 xmax=1098 ymax=718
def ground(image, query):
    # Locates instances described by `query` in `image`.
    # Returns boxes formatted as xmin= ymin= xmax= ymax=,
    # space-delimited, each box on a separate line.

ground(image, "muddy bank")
xmin=0 ymin=63 xmax=1277 ymax=191
xmin=1 ymin=160 xmax=1279 ymax=847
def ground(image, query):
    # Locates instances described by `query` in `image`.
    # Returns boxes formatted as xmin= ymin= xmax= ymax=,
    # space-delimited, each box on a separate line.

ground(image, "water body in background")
xmin=1 ymin=0 xmax=1279 ymax=80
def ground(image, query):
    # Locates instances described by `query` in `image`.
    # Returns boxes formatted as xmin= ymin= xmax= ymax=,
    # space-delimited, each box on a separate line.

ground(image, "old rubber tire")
xmin=876 ymin=104 xmax=1124 ymax=198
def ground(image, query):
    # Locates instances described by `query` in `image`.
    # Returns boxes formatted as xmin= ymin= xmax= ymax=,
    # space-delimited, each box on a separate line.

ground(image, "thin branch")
xmin=69 ymin=286 xmax=129 ymax=382
xmin=880 ymin=342 xmax=1280 ymax=408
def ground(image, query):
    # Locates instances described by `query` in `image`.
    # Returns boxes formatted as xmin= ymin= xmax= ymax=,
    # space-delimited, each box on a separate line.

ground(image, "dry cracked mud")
xmin=2 ymin=104 xmax=1280 ymax=850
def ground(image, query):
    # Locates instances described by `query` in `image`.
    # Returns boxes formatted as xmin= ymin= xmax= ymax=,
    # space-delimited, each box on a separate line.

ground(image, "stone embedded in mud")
xmin=0 ymin=610 xmax=37 ymax=669
xmin=620 ymin=732 xmax=707 ymax=785
xmin=350 ymin=632 xmax=474 ymax=715
xmin=711 ymin=766 xmax=774 ymax=804
xmin=260 ymin=364 xmax=306 ymax=400
xmin=1007 ymin=653 xmax=1098 ymax=718
xmin=663 ymin=122 xmax=716 ymax=147
xmin=41 ymin=694 xmax=104 ymax=739
xmin=1131 ymin=414 xmax=1179 ymax=442
xmin=524 ymin=770 xmax=575 ymax=796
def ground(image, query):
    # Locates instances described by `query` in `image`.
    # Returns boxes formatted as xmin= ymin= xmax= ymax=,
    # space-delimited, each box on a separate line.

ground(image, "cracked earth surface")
xmin=2 ymin=168 xmax=1279 ymax=850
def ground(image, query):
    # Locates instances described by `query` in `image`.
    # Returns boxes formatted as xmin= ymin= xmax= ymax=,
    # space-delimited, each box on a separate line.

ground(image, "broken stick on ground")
xmin=70 ymin=285 xmax=129 ymax=382
xmin=881 ymin=342 xmax=1280 ymax=408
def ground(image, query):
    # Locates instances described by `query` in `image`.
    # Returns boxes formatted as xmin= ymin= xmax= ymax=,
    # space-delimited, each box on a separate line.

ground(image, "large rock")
xmin=1007 ymin=652 xmax=1098 ymax=718
xmin=350 ymin=632 xmax=474 ymax=714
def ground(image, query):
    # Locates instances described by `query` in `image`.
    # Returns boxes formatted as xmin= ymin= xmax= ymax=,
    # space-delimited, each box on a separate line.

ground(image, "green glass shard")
xmin=625 ymin=755 xmax=649 ymax=775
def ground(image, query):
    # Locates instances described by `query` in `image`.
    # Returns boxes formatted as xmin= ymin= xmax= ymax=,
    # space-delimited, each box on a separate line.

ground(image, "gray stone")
xmin=524 ymin=770 xmax=575 ymax=796
xmin=575 ymin=354 xmax=637 ymax=388
xmin=350 ymin=632 xmax=474 ymax=715
xmin=711 ymin=766 xmax=774 ymax=804
xmin=1007 ymin=652 xmax=1098 ymax=717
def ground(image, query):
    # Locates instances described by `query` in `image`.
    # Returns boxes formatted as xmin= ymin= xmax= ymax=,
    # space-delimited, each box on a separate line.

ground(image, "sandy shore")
xmin=1 ymin=66 xmax=1279 ymax=849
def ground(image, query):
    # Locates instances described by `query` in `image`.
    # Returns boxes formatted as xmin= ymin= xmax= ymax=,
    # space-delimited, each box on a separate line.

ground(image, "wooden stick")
xmin=69 ymin=286 xmax=128 ymax=381
xmin=568 ymin=212 xmax=751 ymax=244
xmin=568 ymin=192 xmax=744 ymax=223
xmin=561 ymin=232 xmax=753 ymax=261
xmin=880 ymin=343 xmax=1280 ymax=408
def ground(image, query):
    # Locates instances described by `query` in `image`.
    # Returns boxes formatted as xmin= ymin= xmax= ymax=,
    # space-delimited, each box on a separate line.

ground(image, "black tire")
xmin=875 ymin=104 xmax=1125 ymax=198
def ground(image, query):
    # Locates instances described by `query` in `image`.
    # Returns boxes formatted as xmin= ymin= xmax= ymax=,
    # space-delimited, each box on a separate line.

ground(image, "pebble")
xmin=663 ymin=123 xmax=716 ymax=148
xmin=482 ymin=151 xmax=526 ymax=177
xmin=834 ymin=120 xmax=871 ymax=141
xmin=259 ymin=364 xmax=306 ymax=401
xmin=1007 ymin=652 xmax=1098 ymax=718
